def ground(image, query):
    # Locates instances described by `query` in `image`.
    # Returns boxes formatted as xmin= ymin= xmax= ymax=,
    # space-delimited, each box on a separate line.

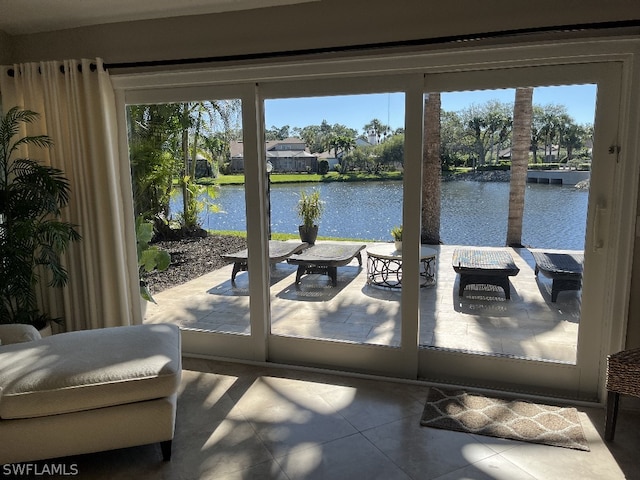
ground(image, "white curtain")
xmin=0 ymin=58 xmax=140 ymax=330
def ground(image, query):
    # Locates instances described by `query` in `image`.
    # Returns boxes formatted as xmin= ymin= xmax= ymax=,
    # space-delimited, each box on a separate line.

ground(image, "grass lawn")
xmin=211 ymin=230 xmax=375 ymax=243
xmin=206 ymin=171 xmax=403 ymax=185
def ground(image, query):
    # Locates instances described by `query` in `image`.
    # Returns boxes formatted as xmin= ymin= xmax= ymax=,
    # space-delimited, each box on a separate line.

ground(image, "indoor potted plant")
xmin=296 ymin=189 xmax=324 ymax=245
xmin=0 ymin=107 xmax=82 ymax=331
xmin=391 ymin=225 xmax=403 ymax=251
xmin=136 ymin=215 xmax=171 ymax=305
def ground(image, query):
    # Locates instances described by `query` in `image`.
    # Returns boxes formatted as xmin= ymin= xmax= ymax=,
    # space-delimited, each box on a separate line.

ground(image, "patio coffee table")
xmin=530 ymin=250 xmax=584 ymax=302
xmin=366 ymin=244 xmax=437 ymax=288
xmin=287 ymin=243 xmax=366 ymax=286
xmin=222 ymin=240 xmax=307 ymax=283
xmin=452 ymin=248 xmax=520 ymax=299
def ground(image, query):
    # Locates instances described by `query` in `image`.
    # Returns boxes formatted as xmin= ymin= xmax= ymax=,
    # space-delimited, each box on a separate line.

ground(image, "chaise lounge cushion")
xmin=0 ymin=324 xmax=42 ymax=345
xmin=0 ymin=323 xmax=181 ymax=420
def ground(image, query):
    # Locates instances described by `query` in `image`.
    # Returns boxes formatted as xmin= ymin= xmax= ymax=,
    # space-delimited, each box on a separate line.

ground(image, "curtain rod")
xmin=103 ymin=19 xmax=640 ymax=70
xmin=7 ymin=62 xmax=99 ymax=78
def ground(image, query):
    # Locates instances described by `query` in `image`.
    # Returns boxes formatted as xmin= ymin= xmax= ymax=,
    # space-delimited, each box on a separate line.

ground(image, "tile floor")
xmin=60 ymin=358 xmax=639 ymax=479
xmin=53 ymin=243 xmax=634 ymax=478
xmin=145 ymin=243 xmax=581 ymax=364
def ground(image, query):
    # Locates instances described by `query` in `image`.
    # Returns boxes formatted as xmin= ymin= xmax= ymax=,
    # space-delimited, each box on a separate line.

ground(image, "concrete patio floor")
xmin=145 ymin=243 xmax=581 ymax=364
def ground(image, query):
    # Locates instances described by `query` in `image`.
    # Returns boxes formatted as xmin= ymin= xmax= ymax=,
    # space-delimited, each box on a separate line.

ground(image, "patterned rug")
xmin=421 ymin=387 xmax=589 ymax=451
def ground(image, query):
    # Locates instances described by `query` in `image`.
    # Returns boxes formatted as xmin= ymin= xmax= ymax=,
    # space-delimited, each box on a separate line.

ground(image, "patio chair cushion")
xmin=530 ymin=250 xmax=583 ymax=302
xmin=452 ymin=248 xmax=520 ymax=299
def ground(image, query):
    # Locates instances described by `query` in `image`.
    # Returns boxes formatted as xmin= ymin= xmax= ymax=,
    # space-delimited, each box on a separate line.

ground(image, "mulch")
xmin=143 ymin=234 xmax=247 ymax=294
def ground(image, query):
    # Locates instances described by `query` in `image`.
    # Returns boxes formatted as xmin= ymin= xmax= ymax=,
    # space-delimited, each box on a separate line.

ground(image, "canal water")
xmin=172 ymin=180 xmax=588 ymax=250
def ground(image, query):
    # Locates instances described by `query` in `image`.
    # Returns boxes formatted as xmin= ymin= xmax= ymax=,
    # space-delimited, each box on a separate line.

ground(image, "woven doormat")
xmin=421 ymin=387 xmax=589 ymax=451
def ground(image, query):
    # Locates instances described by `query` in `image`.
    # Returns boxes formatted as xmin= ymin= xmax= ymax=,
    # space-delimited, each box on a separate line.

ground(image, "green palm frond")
xmin=0 ymin=107 xmax=82 ymax=324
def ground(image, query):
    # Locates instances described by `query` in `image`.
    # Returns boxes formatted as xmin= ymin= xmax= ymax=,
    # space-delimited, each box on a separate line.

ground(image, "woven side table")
xmin=605 ymin=347 xmax=640 ymax=441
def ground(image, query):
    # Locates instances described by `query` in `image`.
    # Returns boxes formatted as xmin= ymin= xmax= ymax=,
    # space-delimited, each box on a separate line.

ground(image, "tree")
xmin=538 ymin=104 xmax=567 ymax=161
xmin=461 ymin=101 xmax=512 ymax=170
xmin=329 ymin=135 xmax=356 ymax=172
xmin=506 ymin=87 xmax=534 ymax=247
xmin=202 ymin=134 xmax=227 ymax=177
xmin=266 ymin=125 xmax=290 ymax=140
xmin=329 ymin=135 xmax=355 ymax=158
xmin=341 ymin=145 xmax=375 ymax=172
xmin=529 ymin=106 xmax=545 ymax=163
xmin=560 ymin=122 xmax=579 ymax=162
xmin=421 ymin=93 xmax=442 ymax=244
xmin=440 ymin=110 xmax=468 ymax=168
xmin=295 ymin=125 xmax=324 ymax=153
xmin=127 ymin=103 xmax=182 ymax=222
xmin=294 ymin=121 xmax=357 ymax=154
xmin=363 ymin=118 xmax=390 ymax=144
xmin=375 ymin=134 xmax=404 ymax=169
xmin=485 ymin=103 xmax=512 ymax=162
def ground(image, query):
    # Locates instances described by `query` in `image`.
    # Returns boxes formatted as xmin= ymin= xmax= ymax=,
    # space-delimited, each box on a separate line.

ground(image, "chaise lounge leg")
xmin=160 ymin=440 xmax=173 ymax=461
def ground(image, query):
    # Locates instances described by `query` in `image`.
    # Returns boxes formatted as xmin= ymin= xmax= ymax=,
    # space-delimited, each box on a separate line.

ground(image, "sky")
xmin=264 ymin=84 xmax=597 ymax=135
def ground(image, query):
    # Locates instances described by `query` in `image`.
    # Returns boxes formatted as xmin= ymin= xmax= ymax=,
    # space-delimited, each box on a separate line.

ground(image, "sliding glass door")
xmin=259 ymin=76 xmax=424 ymax=378
xmin=418 ymin=62 xmax=624 ymax=400
xmin=114 ymin=40 xmax=636 ymax=400
xmin=122 ymin=84 xmax=270 ymax=360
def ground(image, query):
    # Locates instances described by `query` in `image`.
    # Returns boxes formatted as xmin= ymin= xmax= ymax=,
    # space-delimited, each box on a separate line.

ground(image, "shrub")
xmin=477 ymin=163 xmax=511 ymax=171
xmin=528 ymin=163 xmax=560 ymax=170
xmin=318 ymin=159 xmax=329 ymax=175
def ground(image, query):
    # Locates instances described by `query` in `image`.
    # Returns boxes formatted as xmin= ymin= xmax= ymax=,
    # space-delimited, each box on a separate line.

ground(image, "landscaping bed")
xmin=143 ymin=234 xmax=247 ymax=294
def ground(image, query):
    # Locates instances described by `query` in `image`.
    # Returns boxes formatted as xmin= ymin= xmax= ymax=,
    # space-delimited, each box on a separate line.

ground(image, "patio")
xmin=144 ymin=243 xmax=581 ymax=364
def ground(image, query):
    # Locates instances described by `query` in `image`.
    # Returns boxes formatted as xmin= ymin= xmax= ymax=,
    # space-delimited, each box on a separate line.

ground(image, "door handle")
xmin=592 ymin=202 xmax=605 ymax=253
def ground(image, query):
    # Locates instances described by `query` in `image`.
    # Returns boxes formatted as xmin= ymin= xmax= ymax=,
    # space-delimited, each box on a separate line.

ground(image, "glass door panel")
xmin=419 ymin=61 xmax=623 ymax=400
xmin=419 ymin=84 xmax=596 ymax=365
xmin=262 ymin=93 xmax=407 ymax=347
xmin=126 ymin=99 xmax=251 ymax=335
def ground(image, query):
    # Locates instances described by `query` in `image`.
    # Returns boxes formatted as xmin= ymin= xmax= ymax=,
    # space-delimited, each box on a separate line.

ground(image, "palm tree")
xmin=561 ymin=121 xmax=584 ymax=162
xmin=466 ymin=114 xmax=489 ymax=170
xmin=329 ymin=135 xmax=355 ymax=158
xmin=421 ymin=93 xmax=442 ymax=244
xmin=506 ymin=87 xmax=534 ymax=247
xmin=364 ymin=119 xmax=390 ymax=144
xmin=128 ymin=103 xmax=181 ymax=221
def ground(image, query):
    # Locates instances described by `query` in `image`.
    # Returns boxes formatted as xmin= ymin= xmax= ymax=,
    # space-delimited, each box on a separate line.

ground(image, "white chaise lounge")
xmin=0 ymin=322 xmax=182 ymax=465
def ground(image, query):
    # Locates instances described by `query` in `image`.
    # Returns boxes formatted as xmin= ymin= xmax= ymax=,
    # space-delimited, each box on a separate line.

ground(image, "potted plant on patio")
xmin=296 ymin=189 xmax=324 ymax=245
xmin=137 ymin=216 xmax=171 ymax=306
xmin=391 ymin=225 xmax=403 ymax=251
xmin=0 ymin=107 xmax=82 ymax=331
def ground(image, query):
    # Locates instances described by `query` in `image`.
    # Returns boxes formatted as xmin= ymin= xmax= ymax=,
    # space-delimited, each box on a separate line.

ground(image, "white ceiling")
xmin=0 ymin=0 xmax=319 ymax=35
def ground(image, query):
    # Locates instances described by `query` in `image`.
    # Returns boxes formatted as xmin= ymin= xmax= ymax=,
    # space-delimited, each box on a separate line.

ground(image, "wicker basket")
xmin=606 ymin=348 xmax=640 ymax=397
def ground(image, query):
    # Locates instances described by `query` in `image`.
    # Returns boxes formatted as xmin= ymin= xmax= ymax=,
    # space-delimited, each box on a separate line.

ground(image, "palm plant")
xmin=0 ymin=107 xmax=81 ymax=326
xmin=136 ymin=216 xmax=170 ymax=304
xmin=296 ymin=189 xmax=323 ymax=245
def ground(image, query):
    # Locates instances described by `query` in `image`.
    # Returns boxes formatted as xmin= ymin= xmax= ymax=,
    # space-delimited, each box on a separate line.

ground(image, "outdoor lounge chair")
xmin=287 ymin=243 xmax=366 ymax=286
xmin=222 ymin=240 xmax=307 ymax=283
xmin=530 ymin=250 xmax=584 ymax=302
xmin=452 ymin=248 xmax=520 ymax=299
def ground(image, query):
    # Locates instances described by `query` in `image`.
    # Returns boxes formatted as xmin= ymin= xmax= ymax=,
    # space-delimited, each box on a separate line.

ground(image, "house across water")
xmin=229 ymin=137 xmax=339 ymax=173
